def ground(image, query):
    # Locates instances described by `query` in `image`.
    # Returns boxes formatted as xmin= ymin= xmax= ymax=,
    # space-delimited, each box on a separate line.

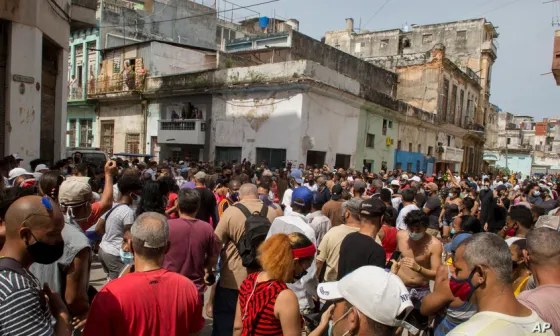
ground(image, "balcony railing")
xmin=68 ymin=88 xmax=84 ymax=101
xmin=157 ymin=119 xmax=206 ymax=145
xmin=88 ymin=74 xmax=147 ymax=96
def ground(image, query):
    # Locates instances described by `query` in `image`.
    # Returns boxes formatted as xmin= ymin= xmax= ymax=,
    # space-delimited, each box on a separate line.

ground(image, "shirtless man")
xmin=396 ymin=209 xmax=442 ymax=331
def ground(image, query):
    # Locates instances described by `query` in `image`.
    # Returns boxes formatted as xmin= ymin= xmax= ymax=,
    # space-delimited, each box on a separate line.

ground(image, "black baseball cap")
xmin=332 ymin=184 xmax=343 ymax=200
xmin=360 ymin=197 xmax=387 ymax=217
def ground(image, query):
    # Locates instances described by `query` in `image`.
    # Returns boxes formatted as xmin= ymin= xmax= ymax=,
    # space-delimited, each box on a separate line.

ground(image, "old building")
xmin=86 ymin=40 xmax=217 ymax=157
xmin=0 ymin=0 xmax=96 ymax=167
xmin=324 ymin=18 xmax=499 ymax=174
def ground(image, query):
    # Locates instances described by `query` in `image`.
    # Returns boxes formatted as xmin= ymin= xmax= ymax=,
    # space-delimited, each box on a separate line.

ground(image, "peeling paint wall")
xmin=101 ymin=0 xmax=217 ymax=50
xmin=97 ymin=103 xmax=143 ymax=153
xmin=142 ymin=42 xmax=216 ymax=76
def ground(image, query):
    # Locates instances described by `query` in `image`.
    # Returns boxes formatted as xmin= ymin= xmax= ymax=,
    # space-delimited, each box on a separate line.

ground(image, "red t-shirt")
xmin=78 ymin=202 xmax=103 ymax=232
xmin=83 ymin=269 xmax=204 ymax=336
xmin=166 ymin=192 xmax=178 ymax=219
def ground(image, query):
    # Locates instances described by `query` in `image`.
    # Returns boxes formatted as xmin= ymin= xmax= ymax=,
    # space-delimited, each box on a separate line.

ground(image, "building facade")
xmin=1 ymin=0 xmax=96 ymax=168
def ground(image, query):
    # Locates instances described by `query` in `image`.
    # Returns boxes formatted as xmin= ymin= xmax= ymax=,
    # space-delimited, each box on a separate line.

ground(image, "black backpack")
xmin=234 ymin=203 xmax=271 ymax=269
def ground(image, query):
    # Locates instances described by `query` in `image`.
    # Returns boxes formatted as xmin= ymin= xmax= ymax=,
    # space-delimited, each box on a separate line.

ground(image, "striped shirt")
xmin=0 ymin=269 xmax=53 ymax=336
xmin=239 ymin=273 xmax=287 ymax=335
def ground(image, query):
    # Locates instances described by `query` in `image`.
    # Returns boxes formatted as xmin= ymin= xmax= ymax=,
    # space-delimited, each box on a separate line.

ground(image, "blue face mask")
xmin=533 ymin=191 xmax=541 ymax=197
xmin=119 ymin=249 xmax=134 ymax=265
xmin=448 ymin=193 xmax=454 ymax=199
xmin=409 ymin=231 xmax=425 ymax=241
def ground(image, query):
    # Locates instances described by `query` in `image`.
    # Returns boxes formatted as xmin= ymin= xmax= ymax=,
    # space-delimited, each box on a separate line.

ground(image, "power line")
xmin=476 ymin=0 xmax=526 ymax=16
xmin=98 ymin=0 xmax=279 ymax=29
xmin=363 ymin=0 xmax=394 ymax=29
xmin=46 ymin=0 xmax=70 ymax=22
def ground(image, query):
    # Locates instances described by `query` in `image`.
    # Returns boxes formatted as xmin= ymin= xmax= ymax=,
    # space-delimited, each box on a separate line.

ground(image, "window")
xmin=458 ymin=90 xmax=465 ymax=127
xmin=125 ymin=133 xmax=140 ymax=154
xmin=457 ymin=30 xmax=467 ymax=41
xmin=441 ymin=79 xmax=449 ymax=122
xmin=382 ymin=119 xmax=388 ymax=135
xmin=447 ymin=136 xmax=451 ymax=146
xmin=306 ymin=150 xmax=327 ymax=167
xmin=79 ymin=119 xmax=93 ymax=147
xmin=408 ymin=143 xmax=412 ymax=152
xmin=100 ymin=120 xmax=114 ymax=155
xmin=215 ymin=146 xmax=242 ymax=164
xmin=171 ymin=151 xmax=182 ymax=163
xmin=507 ymin=138 xmax=511 ymax=145
xmin=406 ymin=162 xmax=413 ymax=172
xmin=450 ymin=85 xmax=457 ymax=124
xmin=395 ymin=162 xmax=402 ymax=170
xmin=335 ymin=154 xmax=351 ymax=170
xmin=397 ymin=140 xmax=402 ymax=150
xmin=417 ymin=144 xmax=422 ymax=153
xmin=380 ymin=39 xmax=389 ymax=49
xmin=422 ymin=34 xmax=433 ymax=44
xmin=256 ymin=148 xmax=286 ymax=171
xmin=403 ymin=38 xmax=411 ymax=48
xmin=388 ymin=120 xmax=393 ymax=128
xmin=381 ymin=161 xmax=387 ymax=171
xmin=366 ymin=133 xmax=375 ymax=148
xmin=428 ymin=146 xmax=434 ymax=156
xmin=68 ymin=119 xmax=77 ymax=147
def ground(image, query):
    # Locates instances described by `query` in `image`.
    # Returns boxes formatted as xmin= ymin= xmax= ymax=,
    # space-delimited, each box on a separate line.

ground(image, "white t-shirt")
xmin=99 ymin=203 xmax=135 ymax=256
xmin=448 ymin=310 xmax=554 ymax=336
xmin=396 ymin=203 xmax=419 ymax=230
xmin=282 ymin=188 xmax=293 ymax=216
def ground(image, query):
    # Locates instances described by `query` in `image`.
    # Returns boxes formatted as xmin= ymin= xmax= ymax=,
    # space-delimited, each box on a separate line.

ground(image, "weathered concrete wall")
xmin=355 ymin=107 xmax=397 ymax=172
xmin=290 ymin=32 xmax=397 ymax=98
xmin=100 ymin=0 xmax=217 ymax=50
xmin=140 ymin=42 xmax=216 ymax=76
xmin=1 ymin=0 xmax=70 ymax=49
xmin=97 ymin=103 xmax=143 ymax=153
xmin=301 ymin=92 xmax=360 ymax=168
xmin=210 ymin=91 xmax=304 ymax=165
xmin=324 ymin=29 xmax=401 ymax=59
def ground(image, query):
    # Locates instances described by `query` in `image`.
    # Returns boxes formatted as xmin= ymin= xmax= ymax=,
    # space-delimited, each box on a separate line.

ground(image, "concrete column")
xmin=5 ymin=23 xmax=43 ymax=171
xmin=82 ymin=42 xmax=88 ymax=99
xmin=70 ymin=44 xmax=76 ymax=77
xmin=54 ymin=48 xmax=69 ymax=161
xmin=76 ymin=118 xmax=81 ymax=147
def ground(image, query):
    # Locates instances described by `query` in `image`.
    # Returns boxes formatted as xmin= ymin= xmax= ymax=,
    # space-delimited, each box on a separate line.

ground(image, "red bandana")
xmin=292 ymin=244 xmax=316 ymax=259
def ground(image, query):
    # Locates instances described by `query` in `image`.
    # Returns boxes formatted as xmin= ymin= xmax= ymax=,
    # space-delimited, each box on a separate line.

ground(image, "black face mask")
xmin=26 ymin=232 xmax=64 ymax=265
xmin=308 ymin=180 xmax=315 ymax=186
xmin=293 ymin=270 xmax=308 ymax=280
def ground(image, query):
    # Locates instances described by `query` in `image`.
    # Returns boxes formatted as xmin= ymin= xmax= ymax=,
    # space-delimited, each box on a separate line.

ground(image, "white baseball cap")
xmin=317 ymin=266 xmax=415 ymax=331
xmin=401 ymin=174 xmax=409 ymax=180
xmin=34 ymin=164 xmax=49 ymax=172
xmin=409 ymin=176 xmax=421 ymax=182
xmin=390 ymin=180 xmax=400 ymax=186
xmin=8 ymin=168 xmax=30 ymax=180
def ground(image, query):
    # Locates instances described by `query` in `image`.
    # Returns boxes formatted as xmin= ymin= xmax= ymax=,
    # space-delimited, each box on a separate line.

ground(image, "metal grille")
xmin=160 ymin=121 xmax=195 ymax=130
xmin=126 ymin=133 xmax=140 ymax=154
xmin=79 ymin=119 xmax=93 ymax=147
xmin=69 ymin=119 xmax=77 ymax=147
xmin=101 ymin=121 xmax=115 ymax=154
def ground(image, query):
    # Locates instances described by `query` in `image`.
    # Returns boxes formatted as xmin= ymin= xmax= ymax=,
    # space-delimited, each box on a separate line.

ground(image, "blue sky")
xmin=228 ymin=0 xmax=560 ymax=120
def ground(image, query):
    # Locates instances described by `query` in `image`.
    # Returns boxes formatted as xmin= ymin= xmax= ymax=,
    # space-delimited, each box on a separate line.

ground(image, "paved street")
xmin=90 ymin=259 xmax=214 ymax=335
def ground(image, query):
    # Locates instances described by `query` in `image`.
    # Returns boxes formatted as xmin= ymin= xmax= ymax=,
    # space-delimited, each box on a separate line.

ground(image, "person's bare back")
xmin=396 ymin=230 xmax=440 ymax=287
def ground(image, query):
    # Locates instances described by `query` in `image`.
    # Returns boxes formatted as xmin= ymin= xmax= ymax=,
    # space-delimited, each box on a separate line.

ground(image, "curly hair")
xmin=136 ymin=180 xmax=165 ymax=217
xmin=258 ymin=232 xmax=313 ymax=283
xmin=404 ymin=209 xmax=429 ymax=229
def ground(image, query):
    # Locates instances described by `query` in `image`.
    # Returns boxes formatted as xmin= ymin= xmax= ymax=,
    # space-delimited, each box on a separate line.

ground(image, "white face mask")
xmin=328 ymin=306 xmax=359 ymax=336
xmin=66 ymin=202 xmax=92 ymax=223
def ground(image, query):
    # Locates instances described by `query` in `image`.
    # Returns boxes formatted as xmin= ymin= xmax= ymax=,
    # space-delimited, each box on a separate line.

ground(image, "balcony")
xmin=482 ymin=40 xmax=498 ymax=59
xmin=439 ymin=146 xmax=464 ymax=163
xmin=70 ymin=0 xmax=97 ymax=30
xmin=68 ymin=87 xmax=84 ymax=101
xmin=157 ymin=120 xmax=206 ymax=145
xmin=88 ymin=74 xmax=147 ymax=97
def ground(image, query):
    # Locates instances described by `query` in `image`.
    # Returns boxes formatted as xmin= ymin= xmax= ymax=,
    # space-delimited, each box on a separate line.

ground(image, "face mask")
xmin=449 ymin=268 xmax=480 ymax=302
xmin=120 ymin=249 xmax=135 ymax=265
xmin=450 ymin=228 xmax=456 ymax=235
xmin=132 ymin=194 xmax=142 ymax=207
xmin=408 ymin=231 xmax=425 ymax=241
xmin=25 ymin=232 xmax=64 ymax=264
xmin=309 ymin=180 xmax=315 ymax=186
xmin=230 ymin=192 xmax=239 ymax=202
xmin=62 ymin=169 xmax=68 ymax=175
xmin=533 ymin=191 xmax=541 ymax=197
xmin=448 ymin=193 xmax=455 ymax=199
xmin=293 ymin=270 xmax=308 ymax=280
xmin=328 ymin=306 xmax=356 ymax=336
xmin=67 ymin=203 xmax=92 ymax=223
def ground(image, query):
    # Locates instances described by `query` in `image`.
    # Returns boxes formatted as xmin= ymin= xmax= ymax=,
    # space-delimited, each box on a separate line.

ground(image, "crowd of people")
xmin=0 ymin=154 xmax=559 ymax=335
